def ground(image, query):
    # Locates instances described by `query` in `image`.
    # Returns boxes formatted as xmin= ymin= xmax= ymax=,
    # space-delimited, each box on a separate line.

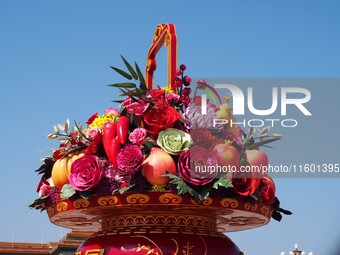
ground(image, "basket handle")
xmin=146 ymin=24 xmax=178 ymax=92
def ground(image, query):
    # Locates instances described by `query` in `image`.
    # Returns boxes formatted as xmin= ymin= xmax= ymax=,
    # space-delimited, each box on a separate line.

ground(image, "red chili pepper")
xmin=117 ymin=116 xmax=130 ymax=145
xmin=102 ymin=122 xmax=120 ymax=167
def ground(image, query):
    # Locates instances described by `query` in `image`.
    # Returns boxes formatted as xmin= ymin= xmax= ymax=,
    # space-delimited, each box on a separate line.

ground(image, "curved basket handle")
xmin=146 ymin=24 xmax=178 ymax=92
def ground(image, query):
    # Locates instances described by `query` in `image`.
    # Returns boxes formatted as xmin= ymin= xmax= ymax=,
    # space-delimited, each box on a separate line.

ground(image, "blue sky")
xmin=0 ymin=1 xmax=340 ymax=254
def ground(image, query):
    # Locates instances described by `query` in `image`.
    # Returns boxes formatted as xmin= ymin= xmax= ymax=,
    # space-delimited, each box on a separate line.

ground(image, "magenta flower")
xmin=129 ymin=128 xmax=147 ymax=145
xmin=69 ymin=155 xmax=104 ymax=191
xmin=177 ymin=147 xmax=218 ymax=186
xmin=104 ymin=107 xmax=120 ymax=115
xmin=120 ymin=97 xmax=149 ymax=116
xmin=117 ymin=145 xmax=144 ymax=174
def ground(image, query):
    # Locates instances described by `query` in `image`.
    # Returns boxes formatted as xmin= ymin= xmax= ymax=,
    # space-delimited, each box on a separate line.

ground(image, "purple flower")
xmin=69 ymin=155 xmax=104 ymax=191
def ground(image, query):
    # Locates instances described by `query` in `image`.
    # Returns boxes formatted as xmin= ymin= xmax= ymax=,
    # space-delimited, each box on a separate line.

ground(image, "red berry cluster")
xmin=173 ymin=64 xmax=192 ymax=106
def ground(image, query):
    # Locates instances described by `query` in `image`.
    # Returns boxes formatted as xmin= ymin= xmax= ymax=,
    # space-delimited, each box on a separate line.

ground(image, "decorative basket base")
xmin=76 ymin=225 xmax=240 ymax=255
xmin=48 ymin=192 xmax=272 ymax=255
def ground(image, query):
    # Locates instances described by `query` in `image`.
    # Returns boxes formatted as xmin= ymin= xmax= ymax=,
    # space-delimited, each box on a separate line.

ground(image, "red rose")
xmin=142 ymin=106 xmax=181 ymax=136
xmin=177 ymin=147 xmax=218 ymax=186
xmin=232 ymin=171 xmax=261 ymax=196
xmin=69 ymin=155 xmax=104 ymax=191
xmin=258 ymin=175 xmax=276 ymax=205
xmin=149 ymin=89 xmax=165 ymax=102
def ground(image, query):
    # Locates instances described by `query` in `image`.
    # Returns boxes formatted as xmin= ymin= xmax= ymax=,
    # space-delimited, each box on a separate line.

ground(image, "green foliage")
xmin=164 ymin=173 xmax=206 ymax=203
xmin=35 ymin=156 xmax=55 ymax=180
xmin=28 ymin=196 xmax=49 ymax=210
xmin=212 ymin=178 xmax=233 ymax=189
xmin=60 ymin=184 xmax=76 ymax=199
xmin=112 ymin=184 xmax=135 ymax=195
xmin=108 ymin=56 xmax=148 ymax=99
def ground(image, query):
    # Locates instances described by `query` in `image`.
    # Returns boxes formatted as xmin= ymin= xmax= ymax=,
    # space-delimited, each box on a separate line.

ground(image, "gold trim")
xmin=220 ymin=198 xmax=239 ymax=208
xmin=132 ymin=235 xmax=163 ymax=255
xmin=73 ymin=198 xmax=90 ymax=209
xmin=159 ymin=193 xmax=183 ymax=204
xmin=126 ymin=194 xmax=150 ymax=204
xmin=101 ymin=214 xmax=216 ymax=230
xmin=244 ymin=202 xmax=258 ymax=212
xmin=85 ymin=249 xmax=105 ymax=255
xmin=97 ymin=196 xmax=118 ymax=206
xmin=56 ymin=201 xmax=68 ymax=212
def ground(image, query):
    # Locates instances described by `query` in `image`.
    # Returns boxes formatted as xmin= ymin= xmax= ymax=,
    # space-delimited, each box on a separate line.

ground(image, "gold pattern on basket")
xmin=220 ymin=198 xmax=239 ymax=208
xmin=182 ymin=242 xmax=194 ymax=255
xmin=136 ymin=244 xmax=159 ymax=255
xmin=101 ymin=214 xmax=216 ymax=230
xmin=126 ymin=193 xmax=150 ymax=204
xmin=244 ymin=202 xmax=258 ymax=212
xmin=132 ymin=235 xmax=163 ymax=255
xmin=260 ymin=205 xmax=272 ymax=217
xmin=97 ymin=195 xmax=118 ymax=206
xmin=190 ymin=198 xmax=213 ymax=206
xmin=56 ymin=201 xmax=68 ymax=212
xmin=73 ymin=198 xmax=90 ymax=209
xmin=159 ymin=193 xmax=183 ymax=204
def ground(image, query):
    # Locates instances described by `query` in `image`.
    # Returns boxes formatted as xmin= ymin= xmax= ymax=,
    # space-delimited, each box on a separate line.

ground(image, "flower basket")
xmin=31 ymin=24 xmax=290 ymax=255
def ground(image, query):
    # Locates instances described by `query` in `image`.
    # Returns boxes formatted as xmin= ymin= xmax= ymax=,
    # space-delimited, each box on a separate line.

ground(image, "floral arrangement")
xmin=30 ymin=56 xmax=291 ymax=221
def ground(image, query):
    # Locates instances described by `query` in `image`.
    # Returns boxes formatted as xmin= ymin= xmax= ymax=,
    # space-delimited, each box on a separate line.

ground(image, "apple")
xmin=213 ymin=142 xmax=240 ymax=168
xmin=141 ymin=147 xmax=176 ymax=185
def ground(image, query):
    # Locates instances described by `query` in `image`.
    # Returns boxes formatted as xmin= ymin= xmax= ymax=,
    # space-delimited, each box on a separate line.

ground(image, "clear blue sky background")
xmin=1 ymin=1 xmax=340 ymax=254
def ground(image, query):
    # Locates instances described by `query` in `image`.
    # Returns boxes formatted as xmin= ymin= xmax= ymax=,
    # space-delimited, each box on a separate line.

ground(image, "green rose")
xmin=157 ymin=128 xmax=191 ymax=155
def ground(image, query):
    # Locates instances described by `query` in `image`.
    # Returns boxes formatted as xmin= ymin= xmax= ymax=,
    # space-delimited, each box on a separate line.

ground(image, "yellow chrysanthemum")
xmin=161 ymin=87 xmax=174 ymax=94
xmin=88 ymin=113 xmax=117 ymax=130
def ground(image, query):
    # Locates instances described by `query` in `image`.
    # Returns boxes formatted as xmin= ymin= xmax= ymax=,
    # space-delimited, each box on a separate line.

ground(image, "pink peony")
xmin=104 ymin=107 xmax=120 ymax=115
xmin=85 ymin=127 xmax=102 ymax=140
xmin=69 ymin=155 xmax=104 ymax=191
xmin=37 ymin=178 xmax=52 ymax=197
xmin=129 ymin=128 xmax=147 ymax=145
xmin=165 ymin=93 xmax=180 ymax=104
xmin=120 ymin=97 xmax=149 ymax=116
xmin=177 ymin=147 xmax=218 ymax=186
xmin=117 ymin=144 xmax=144 ymax=174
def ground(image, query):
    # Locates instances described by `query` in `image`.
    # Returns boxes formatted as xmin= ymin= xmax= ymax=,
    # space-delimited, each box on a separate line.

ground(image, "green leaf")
xmin=135 ymin=62 xmax=146 ymax=89
xmin=121 ymin=55 xmax=138 ymax=80
xmin=163 ymin=173 xmax=202 ymax=203
xmin=35 ymin=156 xmax=55 ymax=179
xmin=28 ymin=196 xmax=49 ymax=210
xmin=112 ymin=184 xmax=135 ymax=195
xmin=120 ymin=107 xmax=127 ymax=116
xmin=79 ymin=191 xmax=93 ymax=200
xmin=61 ymin=184 xmax=76 ymax=199
xmin=250 ymin=194 xmax=258 ymax=201
xmin=143 ymin=141 xmax=154 ymax=154
xmin=212 ymin=178 xmax=233 ymax=189
xmin=110 ymin=66 xmax=132 ymax=80
xmin=111 ymin=100 xmax=125 ymax=104
xmin=107 ymin=83 xmax=137 ymax=88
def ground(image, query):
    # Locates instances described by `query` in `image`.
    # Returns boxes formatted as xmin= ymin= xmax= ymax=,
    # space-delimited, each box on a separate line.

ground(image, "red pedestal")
xmin=47 ymin=192 xmax=273 ymax=254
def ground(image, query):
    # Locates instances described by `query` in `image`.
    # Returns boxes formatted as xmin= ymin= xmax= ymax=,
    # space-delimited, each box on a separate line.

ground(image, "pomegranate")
xmin=141 ymin=147 xmax=176 ymax=185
